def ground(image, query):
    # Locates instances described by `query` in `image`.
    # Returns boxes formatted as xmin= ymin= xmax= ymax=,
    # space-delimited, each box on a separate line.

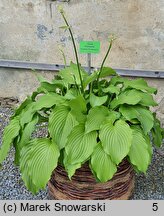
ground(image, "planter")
xmin=48 ymin=160 xmax=135 ymax=200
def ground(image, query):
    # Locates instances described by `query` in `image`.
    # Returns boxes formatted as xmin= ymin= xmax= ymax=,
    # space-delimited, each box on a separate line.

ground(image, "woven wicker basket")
xmin=48 ymin=160 xmax=135 ymax=200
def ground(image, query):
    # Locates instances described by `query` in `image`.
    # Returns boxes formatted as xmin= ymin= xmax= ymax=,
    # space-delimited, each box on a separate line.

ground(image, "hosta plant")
xmin=0 ymin=8 xmax=163 ymax=194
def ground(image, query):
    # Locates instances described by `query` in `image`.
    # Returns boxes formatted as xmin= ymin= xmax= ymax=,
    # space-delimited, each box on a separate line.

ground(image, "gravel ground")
xmin=0 ymin=107 xmax=163 ymax=200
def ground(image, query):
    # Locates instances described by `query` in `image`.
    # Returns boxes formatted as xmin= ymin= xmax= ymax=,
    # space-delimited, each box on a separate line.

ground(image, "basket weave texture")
xmin=48 ymin=160 xmax=135 ymax=200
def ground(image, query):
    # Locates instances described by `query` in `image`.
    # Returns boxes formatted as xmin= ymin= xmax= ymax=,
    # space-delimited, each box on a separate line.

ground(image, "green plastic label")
xmin=79 ymin=41 xmax=100 ymax=54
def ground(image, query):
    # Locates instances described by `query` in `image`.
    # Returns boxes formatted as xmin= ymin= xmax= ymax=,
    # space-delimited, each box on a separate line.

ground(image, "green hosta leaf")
xmin=83 ymin=67 xmax=117 ymax=88
xmin=110 ymin=89 xmax=142 ymax=109
xmin=20 ymin=138 xmax=60 ymax=192
xmin=85 ymin=106 xmax=109 ymax=133
xmin=110 ymin=76 xmax=127 ymax=86
xmin=59 ymin=62 xmax=88 ymax=85
xmin=31 ymin=75 xmax=63 ymax=98
xmin=34 ymin=93 xmax=66 ymax=110
xmin=128 ymin=89 xmax=157 ymax=107
xmin=97 ymin=67 xmax=117 ymax=77
xmin=69 ymin=95 xmax=86 ymax=113
xmin=37 ymin=76 xmax=47 ymax=83
xmin=138 ymin=92 xmax=157 ymax=107
xmin=0 ymin=117 xmax=20 ymax=164
xmin=20 ymin=93 xmax=65 ymax=127
xmin=65 ymin=124 xmax=97 ymax=165
xmin=119 ymin=105 xmax=154 ymax=134
xmin=99 ymin=120 xmax=132 ymax=165
xmin=12 ymin=96 xmax=33 ymax=118
xmin=110 ymin=76 xmax=157 ymax=95
xmin=90 ymin=93 xmax=108 ymax=107
xmin=32 ymin=71 xmax=48 ymax=83
xmin=19 ymin=105 xmax=34 ymax=128
xmin=151 ymin=114 xmax=163 ymax=147
xmin=36 ymin=82 xmax=58 ymax=94
xmin=124 ymin=78 xmax=157 ymax=94
xmin=144 ymin=134 xmax=153 ymax=163
xmin=102 ymin=85 xmax=120 ymax=95
xmin=59 ymin=67 xmax=75 ymax=85
xmin=19 ymin=115 xmax=39 ymax=148
xmin=106 ymin=111 xmax=121 ymax=124
xmin=29 ymin=139 xmax=60 ymax=188
xmin=64 ymin=88 xmax=78 ymax=99
xmin=90 ymin=143 xmax=117 ymax=182
xmin=14 ymin=115 xmax=39 ymax=165
xmin=32 ymin=80 xmax=64 ymax=100
xmin=111 ymin=88 xmax=157 ymax=110
xmin=20 ymin=141 xmax=39 ymax=194
xmin=83 ymin=72 xmax=97 ymax=88
xmin=31 ymin=90 xmax=43 ymax=101
xmin=128 ymin=126 xmax=151 ymax=173
xmin=130 ymin=119 xmax=140 ymax=124
xmin=14 ymin=140 xmax=21 ymax=166
xmin=51 ymin=79 xmax=66 ymax=88
xmin=68 ymin=95 xmax=87 ymax=123
xmin=48 ymin=105 xmax=78 ymax=149
xmin=64 ymin=161 xmax=81 ymax=179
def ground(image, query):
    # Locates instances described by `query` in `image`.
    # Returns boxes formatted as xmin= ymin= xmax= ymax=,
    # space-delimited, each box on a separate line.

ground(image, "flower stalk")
xmin=59 ymin=8 xmax=84 ymax=94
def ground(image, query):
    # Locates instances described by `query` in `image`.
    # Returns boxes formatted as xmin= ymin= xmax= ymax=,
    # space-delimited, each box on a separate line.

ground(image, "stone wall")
xmin=0 ymin=0 xmax=164 ymax=69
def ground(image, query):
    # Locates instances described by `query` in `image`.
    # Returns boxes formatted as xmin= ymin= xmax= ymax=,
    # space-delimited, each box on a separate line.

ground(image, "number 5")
xmin=152 ymin=203 xmax=158 ymax=211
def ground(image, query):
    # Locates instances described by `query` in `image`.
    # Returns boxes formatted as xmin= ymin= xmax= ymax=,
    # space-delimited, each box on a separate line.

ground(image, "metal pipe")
xmin=0 ymin=59 xmax=164 ymax=78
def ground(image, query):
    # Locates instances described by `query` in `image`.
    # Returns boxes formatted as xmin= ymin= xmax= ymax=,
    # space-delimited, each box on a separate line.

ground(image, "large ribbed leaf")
xmin=124 ymin=78 xmax=157 ymax=94
xmin=99 ymin=120 xmax=132 ymax=164
xmin=12 ymin=96 xmax=33 ymax=118
xmin=110 ymin=77 xmax=157 ymax=94
xmin=144 ymin=134 xmax=153 ymax=163
xmin=65 ymin=124 xmax=97 ymax=165
xmin=90 ymin=93 xmax=108 ymax=107
xmin=151 ymin=114 xmax=163 ymax=147
xmin=34 ymin=93 xmax=66 ymax=110
xmin=0 ymin=117 xmax=20 ymax=164
xmin=19 ymin=105 xmax=34 ymax=128
xmin=64 ymin=160 xmax=81 ymax=179
xmin=48 ymin=105 xmax=78 ymax=149
xmin=29 ymin=139 xmax=60 ymax=188
xmin=20 ymin=138 xmax=60 ymax=192
xmin=90 ymin=143 xmax=117 ymax=182
xmin=110 ymin=76 xmax=127 ymax=86
xmin=64 ymin=88 xmax=78 ymax=99
xmin=119 ymin=105 xmax=154 ymax=134
xmin=83 ymin=67 xmax=117 ymax=88
xmin=126 ymin=89 xmax=157 ymax=107
xmin=97 ymin=67 xmax=117 ymax=77
xmin=102 ymin=84 xmax=120 ymax=95
xmin=68 ymin=95 xmax=87 ymax=123
xmin=110 ymin=89 xmax=142 ymax=109
xmin=19 ymin=115 xmax=39 ymax=148
xmin=83 ymin=72 xmax=98 ymax=88
xmin=59 ymin=67 xmax=75 ymax=85
xmin=69 ymin=95 xmax=86 ymax=113
xmin=107 ymin=111 xmax=121 ymax=124
xmin=59 ymin=62 xmax=88 ymax=85
xmin=85 ymin=106 xmax=109 ymax=133
xmin=14 ymin=115 xmax=39 ymax=165
xmin=36 ymin=82 xmax=59 ymax=94
xmin=20 ymin=93 xmax=65 ymax=127
xmin=138 ymin=92 xmax=157 ymax=107
xmin=32 ymin=79 xmax=63 ymax=100
xmin=20 ymin=141 xmax=39 ymax=194
xmin=128 ymin=126 xmax=151 ymax=173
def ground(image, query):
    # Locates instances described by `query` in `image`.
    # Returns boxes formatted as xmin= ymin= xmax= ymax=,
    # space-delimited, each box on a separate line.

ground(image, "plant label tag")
xmin=79 ymin=41 xmax=100 ymax=54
